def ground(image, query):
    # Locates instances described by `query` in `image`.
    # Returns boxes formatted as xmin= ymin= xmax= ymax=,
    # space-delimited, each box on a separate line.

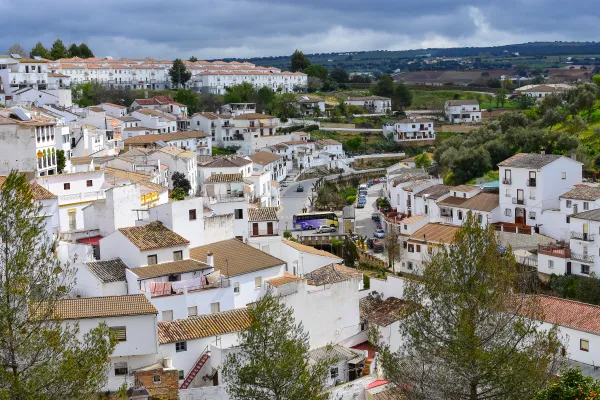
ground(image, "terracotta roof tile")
xmin=534 ymin=296 xmax=600 ymax=335
xmin=123 ymin=130 xmax=210 ymax=145
xmin=47 ymin=294 xmax=157 ymax=320
xmin=157 ymin=146 xmax=196 ymax=159
xmin=360 ymin=296 xmax=411 ymax=326
xmin=451 ymin=185 xmax=479 ymax=193
xmin=205 ymin=173 xmax=244 ymax=183
xmin=560 ymin=185 xmax=600 ymax=201
xmin=158 ymin=308 xmax=251 ymax=344
xmin=248 ymin=151 xmax=282 ymax=165
xmin=437 ymin=196 xmax=468 ymax=207
xmin=0 ymin=176 xmax=57 ymax=200
xmin=190 ymin=238 xmax=285 ymax=277
xmin=282 ymin=239 xmax=342 ymax=260
xmin=497 ymin=153 xmax=563 ymax=169
xmin=266 ymin=273 xmax=301 ymax=287
xmin=130 ymin=259 xmax=212 ymax=279
xmin=248 ymin=207 xmax=278 ymax=222
xmin=458 ymin=192 xmax=499 ymax=212
xmin=86 ymin=258 xmax=127 ymax=283
xmin=409 ymin=223 xmax=459 ymax=244
xmin=231 ymin=113 xmax=276 ymax=120
xmin=304 ymin=264 xmax=362 ymax=286
xmin=118 ymin=222 xmax=189 ymax=250
xmin=414 ymin=184 xmax=451 ymax=200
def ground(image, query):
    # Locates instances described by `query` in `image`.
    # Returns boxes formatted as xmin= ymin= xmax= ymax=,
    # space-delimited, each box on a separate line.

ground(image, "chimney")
xmin=206 ymin=251 xmax=214 ymax=267
xmin=163 ymin=357 xmax=173 ymax=369
xmin=570 ymin=152 xmax=577 ymax=161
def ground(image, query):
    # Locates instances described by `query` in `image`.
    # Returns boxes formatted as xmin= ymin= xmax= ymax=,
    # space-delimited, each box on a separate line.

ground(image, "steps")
xmin=179 ymin=351 xmax=210 ymax=389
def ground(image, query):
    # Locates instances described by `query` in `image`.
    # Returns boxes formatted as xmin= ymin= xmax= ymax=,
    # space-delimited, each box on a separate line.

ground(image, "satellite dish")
xmin=11 ymin=54 xmax=22 ymax=59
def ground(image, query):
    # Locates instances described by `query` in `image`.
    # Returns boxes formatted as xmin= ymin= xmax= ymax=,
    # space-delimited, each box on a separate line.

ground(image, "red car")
xmin=374 ymin=179 xmax=380 ymax=184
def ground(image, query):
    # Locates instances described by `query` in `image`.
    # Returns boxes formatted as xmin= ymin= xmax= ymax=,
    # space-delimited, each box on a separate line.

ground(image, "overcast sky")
xmin=2 ymin=0 xmax=598 ymax=60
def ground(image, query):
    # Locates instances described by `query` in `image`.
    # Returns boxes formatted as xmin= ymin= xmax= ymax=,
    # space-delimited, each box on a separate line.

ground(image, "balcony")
xmin=250 ymin=229 xmax=280 ymax=238
xmin=570 ymin=231 xmax=595 ymax=242
xmin=206 ymin=193 xmax=247 ymax=203
xmin=526 ymin=179 xmax=537 ymax=187
xmin=512 ymin=197 xmax=525 ymax=205
xmin=148 ymin=276 xmax=231 ymax=298
xmin=502 ymin=178 xmax=512 ymax=185
xmin=538 ymin=243 xmax=571 ymax=259
xmin=571 ymin=253 xmax=595 ymax=264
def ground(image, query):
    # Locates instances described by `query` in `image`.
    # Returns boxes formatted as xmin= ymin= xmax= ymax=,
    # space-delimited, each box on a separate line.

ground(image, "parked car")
xmin=371 ymin=212 xmax=380 ymax=221
xmin=281 ymin=181 xmax=289 ymax=187
xmin=296 ymin=185 xmax=304 ymax=192
xmin=356 ymin=202 xmax=365 ymax=209
xmin=316 ymin=226 xmax=337 ymax=234
xmin=373 ymin=240 xmax=385 ymax=253
xmin=366 ymin=237 xmax=375 ymax=249
xmin=374 ymin=179 xmax=380 ymax=184
xmin=368 ymin=180 xmax=374 ymax=187
xmin=374 ymin=229 xmax=386 ymax=238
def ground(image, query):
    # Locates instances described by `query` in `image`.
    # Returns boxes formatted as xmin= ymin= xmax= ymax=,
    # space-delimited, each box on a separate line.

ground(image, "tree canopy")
xmin=7 ymin=43 xmax=26 ymax=58
xmin=173 ymin=89 xmax=198 ymax=114
xmin=304 ymin=64 xmax=329 ymax=82
xmin=169 ymin=58 xmax=192 ymax=88
xmin=49 ymin=39 xmax=69 ymax=60
xmin=29 ymin=42 xmax=50 ymax=59
xmin=171 ymin=171 xmax=191 ymax=194
xmin=534 ymin=367 xmax=600 ymax=400
xmin=290 ymin=50 xmax=311 ymax=72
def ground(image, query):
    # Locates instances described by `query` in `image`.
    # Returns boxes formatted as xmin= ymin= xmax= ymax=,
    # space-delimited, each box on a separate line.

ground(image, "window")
xmin=162 ymin=310 xmax=173 ymax=322
xmin=407 ymin=262 xmax=413 ymax=270
xmin=561 ymin=172 xmax=566 ymax=180
xmin=255 ymin=277 xmax=262 ymax=288
xmin=582 ymin=265 xmax=591 ymax=275
xmin=584 ymin=202 xmax=589 ymax=210
xmin=477 ymin=214 xmax=483 ymax=224
xmin=416 ymin=245 xmax=421 ymax=253
xmin=63 ymin=182 xmax=70 ymax=190
xmin=548 ymin=260 xmax=554 ymax=270
xmin=404 ymin=224 xmax=408 ymax=230
xmin=114 ymin=362 xmax=128 ymax=376
xmin=86 ymin=179 xmax=93 ymax=187
xmin=581 ymin=339 xmax=590 ymax=352
xmin=189 ymin=209 xmax=197 ymax=220
xmin=530 ymin=191 xmax=536 ymax=200
xmin=234 ymin=282 xmax=240 ymax=294
xmin=330 ymin=367 xmax=339 ymax=380
xmin=109 ymin=326 xmax=127 ymax=341
xmin=178 ymin=370 xmax=184 ymax=380
xmin=505 ymin=208 xmax=512 ymax=217
xmin=424 ymin=205 xmax=428 ymax=215
xmin=210 ymin=302 xmax=220 ymax=314
xmin=566 ymin=200 xmax=572 ymax=208
xmin=529 ymin=211 xmax=536 ymax=220
xmin=147 ymin=255 xmax=157 ymax=265
xmin=153 ymin=375 xmax=161 ymax=384
xmin=360 ymin=322 xmax=366 ymax=331
xmin=505 ymin=189 xmax=511 ymax=198
xmin=187 ymin=306 xmax=197 ymax=317
xmin=234 ymin=209 xmax=243 ymax=219
xmin=173 ymin=250 xmax=183 ymax=261
xmin=175 ymin=341 xmax=187 ymax=352
xmin=408 ymin=244 xmax=414 ymax=253
xmin=458 ymin=210 xmax=463 ymax=220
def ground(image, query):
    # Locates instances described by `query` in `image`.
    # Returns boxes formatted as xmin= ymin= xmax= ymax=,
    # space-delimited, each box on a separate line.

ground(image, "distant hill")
xmin=214 ymin=42 xmax=600 ymax=74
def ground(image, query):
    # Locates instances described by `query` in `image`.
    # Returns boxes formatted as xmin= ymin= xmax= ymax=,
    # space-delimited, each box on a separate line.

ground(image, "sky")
xmin=1 ymin=0 xmax=598 ymax=60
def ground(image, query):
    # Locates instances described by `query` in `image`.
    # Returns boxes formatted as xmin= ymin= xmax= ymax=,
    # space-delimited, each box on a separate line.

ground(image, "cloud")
xmin=0 ymin=0 xmax=597 ymax=60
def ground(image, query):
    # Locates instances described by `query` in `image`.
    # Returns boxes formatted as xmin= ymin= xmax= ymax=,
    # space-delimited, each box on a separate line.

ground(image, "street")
xmin=278 ymin=178 xmax=318 ymax=235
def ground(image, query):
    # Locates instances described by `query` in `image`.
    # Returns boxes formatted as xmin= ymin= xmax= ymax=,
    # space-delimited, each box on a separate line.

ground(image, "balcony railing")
xmin=571 ymin=253 xmax=595 ymax=264
xmin=205 ymin=193 xmax=247 ymax=203
xmin=250 ymin=229 xmax=280 ymax=237
xmin=502 ymin=178 xmax=512 ymax=184
xmin=570 ymin=231 xmax=595 ymax=242
xmin=538 ymin=243 xmax=571 ymax=259
xmin=512 ymin=197 xmax=525 ymax=205
xmin=526 ymin=179 xmax=537 ymax=187
xmin=149 ymin=277 xmax=231 ymax=298
xmin=59 ymin=190 xmax=105 ymax=204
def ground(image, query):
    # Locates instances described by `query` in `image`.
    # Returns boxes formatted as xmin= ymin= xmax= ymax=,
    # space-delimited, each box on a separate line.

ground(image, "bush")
xmin=346 ymin=195 xmax=356 ymax=205
xmin=283 ymin=231 xmax=293 ymax=240
xmin=363 ymin=275 xmax=370 ymax=290
xmin=549 ymin=273 xmax=600 ymax=305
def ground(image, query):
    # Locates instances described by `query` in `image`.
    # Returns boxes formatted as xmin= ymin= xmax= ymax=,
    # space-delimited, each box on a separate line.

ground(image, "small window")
xmin=360 ymin=322 xmax=366 ymax=331
xmin=530 ymin=191 xmax=536 ymax=200
xmin=234 ymin=282 xmax=240 ymax=294
xmin=178 ymin=370 xmax=184 ymax=380
xmin=153 ymin=375 xmax=161 ymax=384
xmin=173 ymin=250 xmax=183 ymax=261
xmin=561 ymin=172 xmax=566 ymax=180
xmin=408 ymin=244 xmax=414 ymax=253
xmin=404 ymin=224 xmax=408 ymax=230
xmin=582 ymin=265 xmax=591 ymax=275
xmin=581 ymin=339 xmax=590 ymax=352
xmin=548 ymin=260 xmax=554 ymax=270
xmin=330 ymin=367 xmax=339 ymax=380
xmin=109 ymin=326 xmax=127 ymax=341
xmin=458 ymin=210 xmax=463 ymax=220
xmin=505 ymin=189 xmax=511 ymax=197
xmin=566 ymin=200 xmax=572 ymax=208
xmin=187 ymin=306 xmax=197 ymax=317
xmin=147 ymin=255 xmax=157 ymax=265
xmin=86 ymin=180 xmax=93 ymax=187
xmin=63 ymin=182 xmax=70 ymax=190
xmin=505 ymin=208 xmax=512 ymax=217
xmin=529 ymin=211 xmax=536 ymax=220
xmin=416 ymin=244 xmax=421 ymax=253
xmin=584 ymin=202 xmax=589 ymax=210
xmin=234 ymin=209 xmax=243 ymax=219
xmin=255 ymin=276 xmax=262 ymax=288
xmin=407 ymin=262 xmax=413 ymax=270
xmin=210 ymin=302 xmax=220 ymax=314
xmin=162 ymin=310 xmax=173 ymax=322
xmin=114 ymin=362 xmax=128 ymax=376
xmin=477 ymin=214 xmax=483 ymax=224
xmin=175 ymin=341 xmax=187 ymax=352
xmin=189 ymin=209 xmax=197 ymax=220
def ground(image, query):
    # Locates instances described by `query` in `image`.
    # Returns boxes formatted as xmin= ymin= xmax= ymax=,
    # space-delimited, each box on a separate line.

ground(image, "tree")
xmin=304 ymin=65 xmax=328 ymax=82
xmin=330 ymin=68 xmax=350 ymax=84
xmin=531 ymin=75 xmax=544 ymax=85
xmin=377 ymin=213 xmax=564 ymax=400
xmin=272 ymin=93 xmax=299 ymax=120
xmin=257 ymin=86 xmax=276 ymax=113
xmin=385 ymin=226 xmax=402 ymax=270
xmin=7 ymin=43 xmax=26 ymax=58
xmin=452 ymin=147 xmax=492 ymax=184
xmin=189 ymin=56 xmax=198 ymax=62
xmin=224 ymin=82 xmax=257 ymax=104
xmin=290 ymin=50 xmax=311 ymax=72
xmin=169 ymin=187 xmax=187 ymax=201
xmin=567 ymin=83 xmax=599 ymax=120
xmin=29 ymin=42 xmax=50 ymax=59
xmin=534 ymin=367 xmax=600 ymax=400
xmin=0 ymin=171 xmax=117 ymax=399
xmin=68 ymin=43 xmax=80 ymax=58
xmin=593 ymin=74 xmax=600 ymax=87
xmin=307 ymin=76 xmax=324 ymax=93
xmin=495 ymin=88 xmax=509 ymax=108
xmin=173 ymin=88 xmax=198 ymax=114
xmin=392 ymin=82 xmax=412 ymax=110
xmin=78 ymin=43 xmax=94 ymax=58
xmin=372 ymin=74 xmax=395 ymax=97
xmin=56 ymin=149 xmax=66 ymax=173
xmin=168 ymin=58 xmax=192 ymax=88
xmin=49 ymin=39 xmax=69 ymax=60
xmin=343 ymin=136 xmax=362 ymax=153
xmin=197 ymin=92 xmax=224 ymax=113
xmin=222 ymin=291 xmax=331 ymax=400
xmin=414 ymin=153 xmax=431 ymax=169
xmin=171 ymin=171 xmax=191 ymax=194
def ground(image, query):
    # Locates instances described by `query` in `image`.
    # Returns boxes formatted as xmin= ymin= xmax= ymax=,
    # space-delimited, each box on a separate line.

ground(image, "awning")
xmin=259 ymin=119 xmax=267 ymax=124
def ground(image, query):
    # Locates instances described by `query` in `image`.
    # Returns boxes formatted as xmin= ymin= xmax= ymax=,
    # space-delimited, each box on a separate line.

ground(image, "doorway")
xmin=515 ymin=207 xmax=525 ymax=225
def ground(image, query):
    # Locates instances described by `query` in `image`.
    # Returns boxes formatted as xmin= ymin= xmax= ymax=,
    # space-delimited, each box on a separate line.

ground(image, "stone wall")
xmin=134 ymin=367 xmax=179 ymax=400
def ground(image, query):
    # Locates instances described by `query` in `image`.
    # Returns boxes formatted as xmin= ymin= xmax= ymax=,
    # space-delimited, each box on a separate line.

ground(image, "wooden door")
xmin=252 ymin=223 xmax=259 ymax=236
xmin=515 ymin=207 xmax=525 ymax=225
xmin=267 ymin=222 xmax=273 ymax=235
xmin=567 ymin=262 xmax=572 ymax=275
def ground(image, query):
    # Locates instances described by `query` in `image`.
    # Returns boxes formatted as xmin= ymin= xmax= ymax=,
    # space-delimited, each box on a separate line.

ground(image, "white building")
xmin=279 ymin=239 xmax=343 ymax=276
xmin=444 ymin=100 xmax=482 ymax=123
xmin=400 ymin=223 xmax=460 ymax=274
xmin=384 ymin=119 xmax=435 ymax=142
xmin=73 ymin=258 xmax=129 ymax=297
xmin=123 ymin=130 xmax=211 ymax=155
xmin=520 ymin=85 xmax=569 ymax=100
xmin=297 ymin=95 xmax=326 ymax=116
xmin=132 ymin=108 xmax=178 ymax=134
xmin=149 ymin=147 xmax=198 ymax=195
xmin=247 ymin=207 xmax=281 ymax=254
xmin=100 ymin=102 xmax=128 ymax=117
xmin=248 ymin=151 xmax=287 ymax=182
xmin=345 ymin=96 xmax=391 ymax=114
xmin=198 ymin=156 xmax=252 ymax=183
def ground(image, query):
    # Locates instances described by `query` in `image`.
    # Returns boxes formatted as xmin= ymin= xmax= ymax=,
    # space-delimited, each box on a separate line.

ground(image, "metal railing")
xmin=250 ymin=229 xmax=280 ymax=237
xmin=571 ymin=253 xmax=595 ymax=264
xmin=526 ymin=179 xmax=537 ymax=187
xmin=502 ymin=177 xmax=511 ymax=184
xmin=538 ymin=243 xmax=571 ymax=258
xmin=570 ymin=231 xmax=595 ymax=241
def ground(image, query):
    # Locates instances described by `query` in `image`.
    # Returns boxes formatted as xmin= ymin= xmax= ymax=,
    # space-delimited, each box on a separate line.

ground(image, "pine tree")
xmin=290 ymin=50 xmax=311 ymax=72
xmin=68 ymin=43 xmax=80 ymax=58
xmin=49 ymin=39 xmax=69 ymax=60
xmin=377 ymin=213 xmax=564 ymax=400
xmin=222 ymin=292 xmax=331 ymax=400
xmin=78 ymin=43 xmax=94 ymax=58
xmin=29 ymin=42 xmax=50 ymax=59
xmin=168 ymin=58 xmax=192 ymax=88
xmin=0 ymin=171 xmax=117 ymax=399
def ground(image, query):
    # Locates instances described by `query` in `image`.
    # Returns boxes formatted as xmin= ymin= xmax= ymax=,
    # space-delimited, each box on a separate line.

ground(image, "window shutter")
xmin=110 ymin=326 xmax=127 ymax=341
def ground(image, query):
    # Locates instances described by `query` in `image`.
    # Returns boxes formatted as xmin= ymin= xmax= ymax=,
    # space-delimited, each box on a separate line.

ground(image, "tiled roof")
xmin=157 ymin=308 xmax=251 ymax=344
xmin=458 ymin=192 xmax=499 ymax=212
xmin=414 ymin=184 xmax=451 ymax=200
xmin=309 ymin=344 xmax=365 ymax=364
xmin=134 ymin=108 xmax=177 ymax=121
xmin=86 ymin=258 xmax=127 ymax=283
xmin=118 ymin=222 xmax=190 ymax=251
xmin=560 ymin=186 xmax=600 ymax=201
xmin=437 ymin=196 xmax=468 ymax=207
xmin=400 ymin=215 xmax=426 ymax=225
xmin=446 ymin=99 xmax=479 ymax=106
xmin=248 ymin=151 xmax=281 ymax=165
xmin=304 ymin=264 xmax=362 ymax=286
xmin=190 ymin=239 xmax=285 ymax=277
xmin=205 ymin=173 xmax=244 ymax=183
xmin=391 ymin=170 xmax=430 ymax=187
xmin=70 ymin=156 xmax=93 ymax=165
xmin=134 ymin=98 xmax=159 ymax=105
xmin=123 ymin=130 xmax=209 ymax=145
xmin=360 ymin=296 xmax=411 ymax=326
xmin=203 ymin=156 xmax=252 ymax=168
xmin=397 ymin=119 xmax=434 ymax=124
xmin=48 ymin=294 xmax=157 ymax=320
xmin=497 ymin=153 xmax=563 ymax=169
xmin=101 ymin=102 xmax=126 ymax=109
xmin=521 ymin=85 xmax=568 ymax=93
xmin=115 ymin=116 xmax=141 ymax=122
xmin=123 ymin=126 xmax=156 ymax=132
xmin=248 ymin=207 xmax=278 ymax=222
xmin=409 ymin=223 xmax=459 ymax=244
xmin=0 ymin=176 xmax=57 ymax=201
xmin=451 ymin=185 xmax=479 ymax=193
xmin=534 ymin=296 xmax=600 ymax=335
xmin=231 ymin=113 xmax=276 ymax=120
xmin=266 ymin=273 xmax=301 ymax=287
xmin=403 ymin=180 xmax=429 ymax=192
xmin=130 ymin=259 xmax=212 ymax=279
xmin=571 ymin=209 xmax=600 ymax=222
xmin=88 ymin=106 xmax=104 ymax=113
xmin=282 ymin=239 xmax=343 ymax=260
xmin=156 ymin=146 xmax=196 ymax=159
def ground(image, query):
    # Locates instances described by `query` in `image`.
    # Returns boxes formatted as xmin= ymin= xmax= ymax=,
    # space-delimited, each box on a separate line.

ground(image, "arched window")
xmin=42 ymin=150 xmax=47 ymax=167
xmin=51 ymin=148 xmax=56 ymax=165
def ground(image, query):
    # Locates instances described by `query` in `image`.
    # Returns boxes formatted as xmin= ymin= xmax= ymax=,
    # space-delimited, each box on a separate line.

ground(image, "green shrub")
xmin=363 ymin=275 xmax=371 ymax=290
xmin=283 ymin=231 xmax=293 ymax=239
xmin=346 ymin=195 xmax=356 ymax=205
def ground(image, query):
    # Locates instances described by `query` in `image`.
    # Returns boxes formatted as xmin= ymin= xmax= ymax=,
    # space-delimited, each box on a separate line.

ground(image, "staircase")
xmin=179 ymin=347 xmax=210 ymax=389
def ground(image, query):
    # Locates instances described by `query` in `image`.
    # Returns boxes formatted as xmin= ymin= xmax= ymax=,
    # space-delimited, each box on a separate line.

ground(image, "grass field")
xmin=410 ymin=89 xmax=519 ymax=110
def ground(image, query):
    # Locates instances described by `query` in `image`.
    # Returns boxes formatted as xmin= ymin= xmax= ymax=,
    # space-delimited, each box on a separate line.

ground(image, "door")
xmin=517 ymin=189 xmax=524 ymax=205
xmin=529 ymin=171 xmax=536 ymax=186
xmin=267 ymin=222 xmax=274 ymax=235
xmin=515 ymin=207 xmax=525 ymax=225
xmin=252 ymin=223 xmax=259 ymax=236
xmin=584 ymin=223 xmax=589 ymax=241
xmin=68 ymin=210 xmax=77 ymax=231
xmin=567 ymin=262 xmax=572 ymax=275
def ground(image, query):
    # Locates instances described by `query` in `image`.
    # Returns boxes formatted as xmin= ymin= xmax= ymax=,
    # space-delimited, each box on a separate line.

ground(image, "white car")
xmin=373 ymin=229 xmax=386 ymax=238
xmin=316 ymin=226 xmax=337 ymax=234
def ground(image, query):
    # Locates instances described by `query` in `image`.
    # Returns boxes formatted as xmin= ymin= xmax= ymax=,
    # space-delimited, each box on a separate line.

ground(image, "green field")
xmin=410 ymin=90 xmax=519 ymax=110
